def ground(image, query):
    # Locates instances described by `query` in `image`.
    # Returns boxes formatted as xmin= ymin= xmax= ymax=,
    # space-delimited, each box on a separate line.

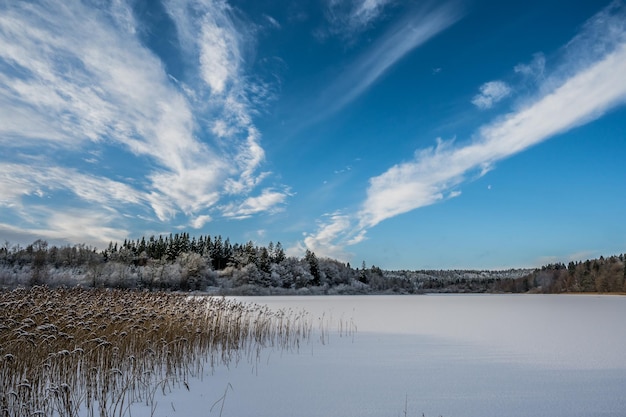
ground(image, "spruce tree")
xmin=305 ymin=250 xmax=321 ymax=286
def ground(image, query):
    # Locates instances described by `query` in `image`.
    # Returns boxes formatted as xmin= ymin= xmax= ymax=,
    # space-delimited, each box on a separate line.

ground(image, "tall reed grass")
xmin=0 ymin=287 xmax=314 ymax=417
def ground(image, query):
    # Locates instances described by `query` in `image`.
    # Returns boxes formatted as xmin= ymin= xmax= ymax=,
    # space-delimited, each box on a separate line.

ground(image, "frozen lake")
xmin=136 ymin=295 xmax=626 ymax=417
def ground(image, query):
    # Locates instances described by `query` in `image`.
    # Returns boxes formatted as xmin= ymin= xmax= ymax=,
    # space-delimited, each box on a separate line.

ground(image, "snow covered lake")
xmin=136 ymin=294 xmax=626 ymax=417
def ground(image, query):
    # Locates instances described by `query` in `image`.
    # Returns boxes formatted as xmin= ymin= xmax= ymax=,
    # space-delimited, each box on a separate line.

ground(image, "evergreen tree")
xmin=138 ymin=237 xmax=147 ymax=255
xmin=245 ymin=241 xmax=258 ymax=267
xmin=359 ymin=261 xmax=368 ymax=283
xmin=223 ymin=238 xmax=233 ymax=267
xmin=259 ymin=247 xmax=271 ymax=274
xmin=305 ymin=249 xmax=321 ymax=286
xmin=272 ymin=242 xmax=286 ymax=264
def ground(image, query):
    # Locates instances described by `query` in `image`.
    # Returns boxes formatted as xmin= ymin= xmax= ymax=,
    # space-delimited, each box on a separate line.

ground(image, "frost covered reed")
xmin=0 ymin=286 xmax=313 ymax=417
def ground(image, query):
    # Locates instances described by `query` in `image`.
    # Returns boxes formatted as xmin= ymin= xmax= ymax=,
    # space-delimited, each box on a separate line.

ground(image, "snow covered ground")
xmin=130 ymin=295 xmax=626 ymax=417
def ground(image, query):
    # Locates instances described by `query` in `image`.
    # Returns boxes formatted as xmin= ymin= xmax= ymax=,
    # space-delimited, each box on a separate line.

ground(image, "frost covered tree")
xmin=305 ymin=250 xmax=322 ymax=286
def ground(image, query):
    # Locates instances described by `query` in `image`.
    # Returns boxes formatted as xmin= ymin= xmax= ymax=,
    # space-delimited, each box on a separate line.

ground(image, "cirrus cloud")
xmin=0 ymin=0 xmax=287 ymax=247
xmin=471 ymin=80 xmax=512 ymax=109
xmin=298 ymin=0 xmax=626 ymax=258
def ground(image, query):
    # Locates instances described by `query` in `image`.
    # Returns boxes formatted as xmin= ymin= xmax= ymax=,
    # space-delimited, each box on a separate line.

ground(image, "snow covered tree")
xmin=305 ymin=250 xmax=321 ymax=286
xmin=272 ymin=242 xmax=286 ymax=264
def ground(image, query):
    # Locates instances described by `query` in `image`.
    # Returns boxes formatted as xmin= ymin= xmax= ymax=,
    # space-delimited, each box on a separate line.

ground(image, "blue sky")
xmin=1 ymin=0 xmax=625 ymax=270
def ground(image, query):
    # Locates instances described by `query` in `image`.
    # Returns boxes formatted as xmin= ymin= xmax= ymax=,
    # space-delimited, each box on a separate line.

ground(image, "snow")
xmin=129 ymin=295 xmax=626 ymax=417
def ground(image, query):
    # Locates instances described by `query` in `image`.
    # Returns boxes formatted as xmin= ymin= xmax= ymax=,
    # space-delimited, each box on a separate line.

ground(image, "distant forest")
xmin=1 ymin=233 xmax=624 ymax=294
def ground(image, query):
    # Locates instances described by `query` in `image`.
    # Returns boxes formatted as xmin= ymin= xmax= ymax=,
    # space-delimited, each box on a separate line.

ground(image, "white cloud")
xmin=299 ymin=1 xmax=626 ymax=258
xmin=0 ymin=1 xmax=215 ymax=190
xmin=0 ymin=0 xmax=282 ymax=243
xmin=0 ymin=164 xmax=180 ymax=242
xmin=361 ymin=41 xmax=626 ymax=229
xmin=357 ymin=138 xmax=461 ymax=228
xmin=148 ymin=166 xmax=224 ymax=218
xmin=0 ymin=163 xmax=147 ymax=209
xmin=165 ymin=0 xmax=269 ymax=196
xmin=514 ymin=52 xmax=546 ymax=78
xmin=471 ymin=80 xmax=512 ymax=109
xmin=198 ymin=15 xmax=239 ymax=94
xmin=564 ymin=0 xmax=626 ymax=64
xmin=325 ymin=0 xmax=392 ymax=38
xmin=223 ymin=128 xmax=268 ymax=195
xmin=221 ymin=188 xmax=289 ymax=219
xmin=46 ymin=211 xmax=130 ymax=247
xmin=290 ymin=212 xmax=356 ymax=261
xmin=190 ymin=215 xmax=212 ymax=229
xmin=316 ymin=2 xmax=462 ymax=119
xmin=263 ymin=14 xmax=281 ymax=29
xmin=110 ymin=0 xmax=138 ymax=35
xmin=354 ymin=0 xmax=390 ymax=19
xmin=348 ymin=0 xmax=392 ymax=31
xmin=0 ymin=208 xmax=130 ymax=249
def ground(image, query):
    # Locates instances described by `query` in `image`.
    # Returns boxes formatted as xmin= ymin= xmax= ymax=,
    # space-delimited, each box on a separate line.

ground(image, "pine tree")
xmin=359 ymin=260 xmax=368 ymax=283
xmin=305 ymin=250 xmax=321 ymax=286
xmin=138 ymin=237 xmax=147 ymax=255
xmin=223 ymin=238 xmax=233 ymax=266
xmin=273 ymin=242 xmax=286 ymax=264
xmin=212 ymin=236 xmax=224 ymax=270
xmin=259 ymin=247 xmax=271 ymax=274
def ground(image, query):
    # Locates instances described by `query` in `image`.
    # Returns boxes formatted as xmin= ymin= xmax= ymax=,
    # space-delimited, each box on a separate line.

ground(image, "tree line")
xmin=491 ymin=255 xmax=626 ymax=293
xmin=1 ymin=234 xmax=624 ymax=294
xmin=1 ymin=235 xmax=361 ymax=293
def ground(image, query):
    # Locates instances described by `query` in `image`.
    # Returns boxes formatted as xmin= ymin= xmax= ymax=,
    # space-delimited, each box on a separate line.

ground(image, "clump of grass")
xmin=0 ymin=286 xmax=314 ymax=417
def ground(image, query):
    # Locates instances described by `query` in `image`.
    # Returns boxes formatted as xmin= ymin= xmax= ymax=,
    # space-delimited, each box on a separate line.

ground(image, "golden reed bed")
xmin=0 ymin=287 xmax=313 ymax=417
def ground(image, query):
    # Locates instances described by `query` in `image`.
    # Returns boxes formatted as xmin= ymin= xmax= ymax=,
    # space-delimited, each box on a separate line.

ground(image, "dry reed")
xmin=0 ymin=286 xmax=314 ymax=417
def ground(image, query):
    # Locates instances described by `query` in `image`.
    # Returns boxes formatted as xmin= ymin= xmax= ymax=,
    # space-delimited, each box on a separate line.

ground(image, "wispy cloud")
xmin=190 ymin=215 xmax=212 ymax=229
xmin=471 ymin=80 xmax=512 ymax=109
xmin=165 ymin=0 xmax=244 ymax=96
xmin=325 ymin=0 xmax=393 ymax=37
xmin=316 ymin=2 xmax=462 ymax=120
xmin=289 ymin=212 xmax=356 ymax=261
xmin=221 ymin=188 xmax=290 ymax=219
xmin=165 ymin=0 xmax=280 ymax=197
xmin=298 ymin=0 xmax=626 ymax=259
xmin=0 ymin=209 xmax=130 ymax=249
xmin=0 ymin=161 xmax=167 ymax=247
xmin=350 ymin=0 xmax=390 ymax=26
xmin=263 ymin=14 xmax=281 ymax=29
xmin=362 ymin=41 xmax=626 ymax=228
xmin=0 ymin=0 xmax=286 ymax=245
xmin=0 ymin=0 xmax=215 ymax=197
xmin=514 ymin=52 xmax=546 ymax=79
xmin=0 ymin=163 xmax=148 ymax=209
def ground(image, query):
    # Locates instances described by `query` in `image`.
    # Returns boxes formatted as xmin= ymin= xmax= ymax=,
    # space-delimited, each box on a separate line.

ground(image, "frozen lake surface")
xmin=134 ymin=295 xmax=626 ymax=417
